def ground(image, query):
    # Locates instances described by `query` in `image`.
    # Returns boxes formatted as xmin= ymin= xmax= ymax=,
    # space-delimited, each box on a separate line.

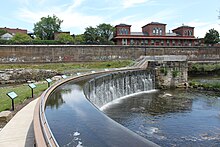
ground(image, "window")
xmin=141 ymin=40 xmax=144 ymax=45
xmin=159 ymin=29 xmax=162 ymax=35
xmin=130 ymin=39 xmax=134 ymax=45
xmin=172 ymin=40 xmax=175 ymax=46
xmin=189 ymin=30 xmax=192 ymax=36
xmin=153 ymin=29 xmax=156 ymax=34
xmin=161 ymin=40 xmax=164 ymax=45
xmin=145 ymin=40 xmax=148 ymax=45
xmin=178 ymin=40 xmax=181 ymax=46
xmin=119 ymin=28 xmax=129 ymax=35
xmin=151 ymin=40 xmax=154 ymax=45
xmin=156 ymin=28 xmax=159 ymax=35
xmin=167 ymin=40 xmax=170 ymax=46
xmin=122 ymin=39 xmax=127 ymax=45
xmin=184 ymin=40 xmax=188 ymax=46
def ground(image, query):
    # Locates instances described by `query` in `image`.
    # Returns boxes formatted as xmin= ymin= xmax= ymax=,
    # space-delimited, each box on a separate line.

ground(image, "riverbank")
xmin=188 ymin=63 xmax=220 ymax=76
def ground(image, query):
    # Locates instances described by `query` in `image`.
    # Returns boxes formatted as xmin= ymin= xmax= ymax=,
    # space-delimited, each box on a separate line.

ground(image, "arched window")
xmin=159 ymin=29 xmax=162 ymax=35
xmin=156 ymin=28 xmax=159 ymax=35
xmin=153 ymin=28 xmax=156 ymax=34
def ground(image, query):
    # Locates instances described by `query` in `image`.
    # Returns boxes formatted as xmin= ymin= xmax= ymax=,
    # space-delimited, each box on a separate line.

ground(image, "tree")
xmin=83 ymin=23 xmax=115 ymax=44
xmin=74 ymin=34 xmax=85 ymax=44
xmin=204 ymin=29 xmax=219 ymax=45
xmin=84 ymin=26 xmax=100 ymax=44
xmin=57 ymin=33 xmax=74 ymax=44
xmin=0 ymin=29 xmax=7 ymax=36
xmin=33 ymin=15 xmax=63 ymax=40
xmin=97 ymin=23 xmax=115 ymax=44
xmin=11 ymin=33 xmax=32 ymax=44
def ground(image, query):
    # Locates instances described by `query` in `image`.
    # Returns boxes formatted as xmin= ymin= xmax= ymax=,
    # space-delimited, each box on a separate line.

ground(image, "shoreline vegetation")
xmin=188 ymin=63 xmax=220 ymax=91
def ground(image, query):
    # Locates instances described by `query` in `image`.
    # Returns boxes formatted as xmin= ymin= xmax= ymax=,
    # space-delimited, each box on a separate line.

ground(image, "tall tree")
xmin=84 ymin=26 xmax=99 ymax=44
xmin=84 ymin=23 xmax=115 ymax=44
xmin=97 ymin=23 xmax=115 ymax=43
xmin=204 ymin=29 xmax=219 ymax=45
xmin=34 ymin=15 xmax=63 ymax=40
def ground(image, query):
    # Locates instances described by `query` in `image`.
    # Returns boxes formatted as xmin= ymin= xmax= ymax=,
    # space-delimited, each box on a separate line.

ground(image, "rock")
xmin=52 ymin=75 xmax=62 ymax=81
xmin=0 ymin=111 xmax=13 ymax=123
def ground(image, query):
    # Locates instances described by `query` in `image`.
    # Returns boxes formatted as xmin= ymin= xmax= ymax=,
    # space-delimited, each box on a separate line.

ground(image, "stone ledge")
xmin=0 ymin=111 xmax=13 ymax=123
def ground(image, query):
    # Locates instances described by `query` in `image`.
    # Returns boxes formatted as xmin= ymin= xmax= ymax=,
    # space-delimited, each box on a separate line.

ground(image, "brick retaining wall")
xmin=0 ymin=45 xmax=219 ymax=63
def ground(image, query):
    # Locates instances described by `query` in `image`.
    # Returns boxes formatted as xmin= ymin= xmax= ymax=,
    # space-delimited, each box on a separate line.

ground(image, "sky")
xmin=0 ymin=0 xmax=219 ymax=38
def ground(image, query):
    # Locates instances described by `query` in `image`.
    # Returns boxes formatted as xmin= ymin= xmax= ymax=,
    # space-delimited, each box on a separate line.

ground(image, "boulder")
xmin=0 ymin=111 xmax=13 ymax=123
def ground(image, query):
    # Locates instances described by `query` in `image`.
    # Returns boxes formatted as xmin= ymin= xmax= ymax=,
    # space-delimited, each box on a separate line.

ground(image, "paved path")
xmin=0 ymin=98 xmax=38 ymax=147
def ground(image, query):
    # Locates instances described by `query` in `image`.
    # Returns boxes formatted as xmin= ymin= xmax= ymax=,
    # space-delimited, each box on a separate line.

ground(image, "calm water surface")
xmin=103 ymin=89 xmax=220 ymax=147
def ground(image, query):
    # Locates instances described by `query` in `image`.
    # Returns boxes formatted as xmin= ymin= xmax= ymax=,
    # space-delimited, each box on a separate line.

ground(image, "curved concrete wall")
xmin=33 ymin=68 xmax=159 ymax=147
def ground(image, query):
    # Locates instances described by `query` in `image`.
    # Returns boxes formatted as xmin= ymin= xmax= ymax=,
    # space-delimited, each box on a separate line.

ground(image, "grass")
xmin=189 ymin=80 xmax=220 ymax=89
xmin=0 ymin=83 xmax=48 ymax=112
xmin=190 ymin=63 xmax=220 ymax=72
xmin=0 ymin=60 xmax=133 ymax=72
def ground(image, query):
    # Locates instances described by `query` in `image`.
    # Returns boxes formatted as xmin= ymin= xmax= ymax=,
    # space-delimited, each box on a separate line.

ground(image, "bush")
xmin=160 ymin=67 xmax=168 ymax=76
xmin=172 ymin=70 xmax=179 ymax=78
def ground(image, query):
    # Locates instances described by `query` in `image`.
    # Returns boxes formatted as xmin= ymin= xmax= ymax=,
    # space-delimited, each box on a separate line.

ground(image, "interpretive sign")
xmin=6 ymin=91 xmax=18 ymax=111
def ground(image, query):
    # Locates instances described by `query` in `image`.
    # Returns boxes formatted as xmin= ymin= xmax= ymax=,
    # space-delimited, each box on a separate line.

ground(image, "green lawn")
xmin=0 ymin=83 xmax=48 ymax=112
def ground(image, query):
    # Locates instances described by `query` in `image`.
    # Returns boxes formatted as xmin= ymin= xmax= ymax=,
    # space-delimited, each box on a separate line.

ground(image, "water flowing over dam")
xmin=84 ymin=70 xmax=155 ymax=109
xmin=38 ymin=69 xmax=159 ymax=147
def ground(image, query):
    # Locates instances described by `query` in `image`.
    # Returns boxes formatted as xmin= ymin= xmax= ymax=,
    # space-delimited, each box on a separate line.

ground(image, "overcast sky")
xmin=1 ymin=0 xmax=219 ymax=37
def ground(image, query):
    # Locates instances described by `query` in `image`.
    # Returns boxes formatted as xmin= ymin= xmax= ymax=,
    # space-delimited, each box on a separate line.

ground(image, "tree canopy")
xmin=0 ymin=29 xmax=8 ymax=36
xmin=11 ymin=33 xmax=32 ymax=44
xmin=33 ymin=15 xmax=63 ymax=40
xmin=204 ymin=29 xmax=219 ymax=45
xmin=84 ymin=23 xmax=115 ymax=44
xmin=56 ymin=33 xmax=74 ymax=44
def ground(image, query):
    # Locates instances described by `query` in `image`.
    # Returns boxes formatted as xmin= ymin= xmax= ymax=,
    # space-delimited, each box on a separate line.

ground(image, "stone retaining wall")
xmin=0 ymin=45 xmax=220 ymax=63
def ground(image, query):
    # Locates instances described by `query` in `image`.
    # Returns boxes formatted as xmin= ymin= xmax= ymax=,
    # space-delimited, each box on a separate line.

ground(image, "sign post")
xmin=28 ymin=83 xmax=36 ymax=98
xmin=6 ymin=91 xmax=18 ymax=111
xmin=45 ymin=78 xmax=52 ymax=87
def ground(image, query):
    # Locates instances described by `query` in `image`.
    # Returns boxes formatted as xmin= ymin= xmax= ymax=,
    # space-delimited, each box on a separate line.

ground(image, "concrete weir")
xmin=33 ymin=68 xmax=159 ymax=147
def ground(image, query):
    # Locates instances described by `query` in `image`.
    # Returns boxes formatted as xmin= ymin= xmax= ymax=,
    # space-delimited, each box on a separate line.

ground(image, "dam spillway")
xmin=35 ymin=69 xmax=158 ymax=147
xmin=84 ymin=70 xmax=155 ymax=109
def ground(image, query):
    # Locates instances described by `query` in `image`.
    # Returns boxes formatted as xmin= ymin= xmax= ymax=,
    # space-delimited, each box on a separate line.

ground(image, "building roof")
xmin=142 ymin=22 xmax=167 ymax=28
xmin=0 ymin=27 xmax=27 ymax=34
xmin=165 ymin=32 xmax=180 ymax=36
xmin=172 ymin=25 xmax=194 ymax=31
xmin=130 ymin=32 xmax=146 ymax=36
xmin=115 ymin=24 xmax=131 ymax=27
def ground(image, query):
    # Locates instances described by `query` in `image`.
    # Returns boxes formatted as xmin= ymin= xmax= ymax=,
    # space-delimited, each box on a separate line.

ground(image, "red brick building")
xmin=113 ymin=22 xmax=198 ymax=46
xmin=0 ymin=27 xmax=27 ymax=35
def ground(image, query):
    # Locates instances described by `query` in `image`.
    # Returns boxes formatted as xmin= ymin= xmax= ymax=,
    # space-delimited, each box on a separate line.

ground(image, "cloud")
xmin=186 ymin=20 xmax=220 ymax=38
xmin=17 ymin=0 xmax=104 ymax=34
xmin=122 ymin=0 xmax=150 ymax=8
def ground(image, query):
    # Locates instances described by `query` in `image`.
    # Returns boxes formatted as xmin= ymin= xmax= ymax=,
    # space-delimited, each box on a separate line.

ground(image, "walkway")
xmin=0 ymin=98 xmax=38 ymax=147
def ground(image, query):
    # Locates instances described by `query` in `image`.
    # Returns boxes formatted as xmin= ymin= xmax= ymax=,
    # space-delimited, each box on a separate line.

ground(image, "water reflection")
xmin=47 ymin=88 xmax=65 ymax=109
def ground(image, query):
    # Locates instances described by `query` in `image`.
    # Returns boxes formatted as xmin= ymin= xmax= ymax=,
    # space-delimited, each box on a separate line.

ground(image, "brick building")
xmin=113 ymin=22 xmax=198 ymax=46
xmin=0 ymin=27 xmax=27 ymax=35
